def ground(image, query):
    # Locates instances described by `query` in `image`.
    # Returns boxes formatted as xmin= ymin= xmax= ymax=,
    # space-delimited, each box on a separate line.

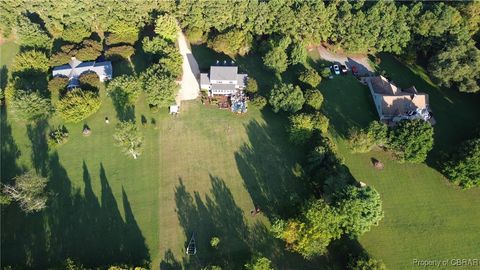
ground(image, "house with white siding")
xmin=200 ymin=65 xmax=247 ymax=96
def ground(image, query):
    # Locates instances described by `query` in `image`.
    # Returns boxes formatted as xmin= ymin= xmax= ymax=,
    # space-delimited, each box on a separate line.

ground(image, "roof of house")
xmin=200 ymin=73 xmax=210 ymax=85
xmin=380 ymin=94 xmax=429 ymax=116
xmin=369 ymin=76 xmax=401 ymax=95
xmin=52 ymin=57 xmax=113 ymax=84
xmin=210 ymin=66 xmax=238 ymax=81
xmin=211 ymin=83 xmax=237 ymax=91
xmin=236 ymin=74 xmax=247 ymax=87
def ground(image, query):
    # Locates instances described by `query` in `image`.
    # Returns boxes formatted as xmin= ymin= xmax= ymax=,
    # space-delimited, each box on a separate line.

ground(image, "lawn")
xmin=1 ymin=43 xmax=332 ymax=269
xmin=314 ymin=54 xmax=480 ymax=269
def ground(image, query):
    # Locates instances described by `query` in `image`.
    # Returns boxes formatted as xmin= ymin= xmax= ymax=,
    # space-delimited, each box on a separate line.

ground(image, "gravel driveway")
xmin=175 ymin=31 xmax=200 ymax=105
xmin=316 ymin=45 xmax=373 ymax=76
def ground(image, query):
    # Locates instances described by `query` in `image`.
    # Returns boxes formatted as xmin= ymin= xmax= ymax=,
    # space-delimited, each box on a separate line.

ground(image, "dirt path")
xmin=176 ymin=31 xmax=200 ymax=105
xmin=316 ymin=45 xmax=373 ymax=76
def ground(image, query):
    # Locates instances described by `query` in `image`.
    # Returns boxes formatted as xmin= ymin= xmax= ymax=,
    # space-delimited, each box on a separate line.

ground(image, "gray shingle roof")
xmin=210 ymin=66 xmax=238 ymax=81
xmin=211 ymin=84 xmax=237 ymax=91
xmin=52 ymin=57 xmax=112 ymax=87
xmin=200 ymin=73 xmax=210 ymax=85
xmin=236 ymin=74 xmax=247 ymax=87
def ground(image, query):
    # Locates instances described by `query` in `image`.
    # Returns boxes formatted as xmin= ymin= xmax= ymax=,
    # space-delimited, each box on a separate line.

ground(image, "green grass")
xmin=1 ymin=43 xmax=333 ymax=269
xmin=316 ymin=55 xmax=480 ymax=270
xmin=0 ymin=41 xmax=19 ymax=67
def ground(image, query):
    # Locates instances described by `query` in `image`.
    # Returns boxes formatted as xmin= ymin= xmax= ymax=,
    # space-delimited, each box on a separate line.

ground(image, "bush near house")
xmin=442 ymin=136 xmax=480 ymax=189
xmin=56 ymin=88 xmax=101 ymax=123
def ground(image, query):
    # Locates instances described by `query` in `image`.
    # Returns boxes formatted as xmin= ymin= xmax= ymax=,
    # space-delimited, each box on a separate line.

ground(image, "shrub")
xmin=442 ymin=137 xmax=480 ymax=189
xmin=388 ymin=119 xmax=434 ymax=163
xmin=299 ymin=69 xmax=321 ymax=87
xmin=348 ymin=256 xmax=387 ymax=270
xmin=11 ymin=50 xmax=49 ymax=74
xmin=105 ymin=45 xmax=135 ymax=60
xmin=56 ymin=88 xmax=101 ymax=123
xmin=210 ymin=237 xmax=220 ymax=248
xmin=321 ymin=67 xmax=332 ymax=78
xmin=245 ymin=257 xmax=273 ymax=270
xmin=10 ymin=90 xmax=53 ymax=121
xmin=304 ymin=89 xmax=324 ymax=110
xmin=154 ymin=15 xmax=179 ymax=41
xmin=47 ymin=126 xmax=69 ymax=148
xmin=246 ymin=78 xmax=258 ymax=94
xmin=269 ymin=84 xmax=305 ymax=113
xmin=348 ymin=121 xmax=388 ymax=153
xmin=250 ymin=95 xmax=267 ymax=109
xmin=288 ymin=113 xmax=315 ymax=145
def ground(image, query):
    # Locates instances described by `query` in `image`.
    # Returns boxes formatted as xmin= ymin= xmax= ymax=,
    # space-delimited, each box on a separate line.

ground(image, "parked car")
xmin=340 ymin=64 xmax=348 ymax=73
xmin=333 ymin=64 xmax=340 ymax=75
xmin=351 ymin=65 xmax=358 ymax=76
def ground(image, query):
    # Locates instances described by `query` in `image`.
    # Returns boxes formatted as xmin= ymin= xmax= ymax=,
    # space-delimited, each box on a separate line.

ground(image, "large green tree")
xmin=10 ymin=90 xmax=52 ymax=121
xmin=442 ymin=137 xmax=480 ymax=189
xmin=268 ymin=84 xmax=304 ymax=113
xmin=208 ymin=30 xmax=252 ymax=57
xmin=388 ymin=119 xmax=434 ymax=163
xmin=154 ymin=14 xmax=179 ymax=42
xmin=272 ymin=199 xmax=343 ymax=259
xmin=56 ymin=88 xmax=101 ymax=123
xmin=335 ymin=186 xmax=384 ymax=237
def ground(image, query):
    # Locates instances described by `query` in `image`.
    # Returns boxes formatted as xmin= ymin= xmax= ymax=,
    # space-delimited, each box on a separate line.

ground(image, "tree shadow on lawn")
xmin=235 ymin=111 xmax=311 ymax=220
xmin=109 ymin=89 xmax=136 ymax=122
xmin=172 ymin=175 xmax=329 ymax=270
xmin=2 ymin=120 xmax=150 ymax=268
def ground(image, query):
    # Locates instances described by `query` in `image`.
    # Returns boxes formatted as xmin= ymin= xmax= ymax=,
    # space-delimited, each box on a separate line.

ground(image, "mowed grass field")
xmin=315 ymin=54 xmax=480 ymax=269
xmin=1 ymin=41 xmax=325 ymax=269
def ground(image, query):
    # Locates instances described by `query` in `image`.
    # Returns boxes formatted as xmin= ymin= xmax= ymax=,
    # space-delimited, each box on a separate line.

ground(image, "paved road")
xmin=176 ymin=31 xmax=200 ymax=105
xmin=316 ymin=45 xmax=373 ymax=76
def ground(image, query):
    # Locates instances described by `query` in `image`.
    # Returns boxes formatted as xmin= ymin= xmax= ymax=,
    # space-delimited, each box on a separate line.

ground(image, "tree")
xmin=299 ymin=69 xmax=321 ymax=88
xmin=56 ymin=88 xmax=101 ymax=123
xmin=142 ymin=36 xmax=170 ymax=55
xmin=75 ymin=39 xmax=103 ymax=62
xmin=185 ymin=27 xmax=205 ymax=44
xmin=272 ymin=199 xmax=343 ymax=259
xmin=48 ymin=76 xmax=69 ymax=102
xmin=155 ymin=15 xmax=179 ymax=41
xmin=428 ymin=41 xmax=480 ymax=93
xmin=107 ymin=75 xmax=142 ymax=105
xmin=290 ymin=41 xmax=307 ymax=65
xmin=140 ymin=64 xmax=178 ymax=107
xmin=263 ymin=36 xmax=291 ymax=73
xmin=251 ymin=95 xmax=267 ymax=109
xmin=2 ymin=171 xmax=48 ymax=213
xmin=113 ymin=121 xmax=144 ymax=159
xmin=288 ymin=114 xmax=315 ymax=145
xmin=244 ymin=257 xmax=273 ymax=270
xmin=442 ymin=137 xmax=480 ymax=189
xmin=78 ymin=72 xmax=100 ymax=91
xmin=268 ymin=84 xmax=304 ymax=113
xmin=16 ymin=15 xmax=52 ymax=50
xmin=304 ymin=89 xmax=323 ymax=110
xmin=61 ymin=23 xmax=91 ymax=43
xmin=349 ymin=256 xmax=386 ymax=270
xmin=10 ymin=90 xmax=53 ymax=121
xmin=246 ymin=78 xmax=258 ymax=94
xmin=11 ymin=50 xmax=49 ymax=74
xmin=335 ymin=186 xmax=384 ymax=237
xmin=105 ymin=45 xmax=135 ymax=60
xmin=105 ymin=21 xmax=139 ymax=45
xmin=348 ymin=121 xmax=387 ymax=153
xmin=208 ymin=30 xmax=252 ymax=56
xmin=311 ymin=112 xmax=329 ymax=134
xmin=388 ymin=119 xmax=434 ymax=163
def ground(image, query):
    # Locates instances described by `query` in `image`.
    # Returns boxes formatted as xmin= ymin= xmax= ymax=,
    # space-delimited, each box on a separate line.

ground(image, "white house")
xmin=52 ymin=57 xmax=113 ymax=88
xmin=200 ymin=65 xmax=247 ymax=96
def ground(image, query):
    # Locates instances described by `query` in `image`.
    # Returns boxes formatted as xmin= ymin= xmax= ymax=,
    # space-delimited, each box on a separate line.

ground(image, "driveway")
xmin=316 ymin=45 xmax=373 ymax=76
xmin=176 ymin=31 xmax=200 ymax=105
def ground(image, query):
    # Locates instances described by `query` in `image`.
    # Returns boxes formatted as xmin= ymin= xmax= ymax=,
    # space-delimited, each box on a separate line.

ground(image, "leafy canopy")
xmin=268 ymin=84 xmax=305 ymax=113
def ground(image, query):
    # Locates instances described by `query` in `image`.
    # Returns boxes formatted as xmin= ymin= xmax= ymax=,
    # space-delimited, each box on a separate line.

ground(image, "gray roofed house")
xmin=52 ymin=57 xmax=113 ymax=88
xmin=200 ymin=64 xmax=247 ymax=96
